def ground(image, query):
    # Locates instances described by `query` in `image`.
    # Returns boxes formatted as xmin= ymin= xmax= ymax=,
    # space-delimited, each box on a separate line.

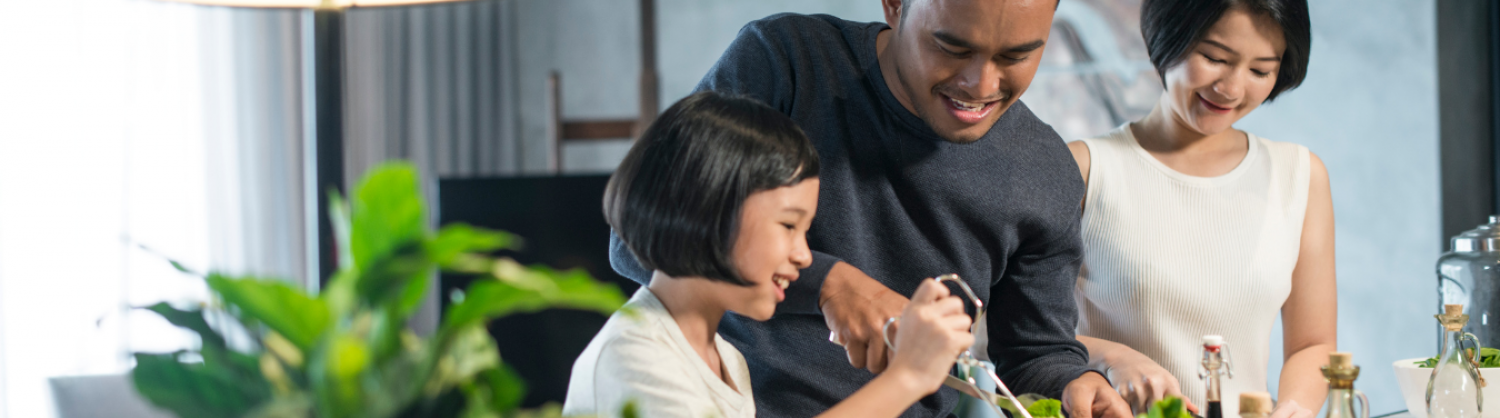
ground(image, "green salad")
xmin=1001 ymin=395 xmax=1188 ymax=418
xmin=1416 ymin=347 xmax=1500 ymax=368
xmin=1142 ymin=396 xmax=1192 ymax=418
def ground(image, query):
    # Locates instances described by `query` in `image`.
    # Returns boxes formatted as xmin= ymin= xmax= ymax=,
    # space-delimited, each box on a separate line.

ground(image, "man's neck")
xmin=875 ymin=28 xmax=919 ymax=116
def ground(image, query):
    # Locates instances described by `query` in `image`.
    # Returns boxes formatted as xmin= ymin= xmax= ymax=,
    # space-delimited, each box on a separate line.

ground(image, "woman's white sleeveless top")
xmin=1075 ymin=125 xmax=1311 ymax=413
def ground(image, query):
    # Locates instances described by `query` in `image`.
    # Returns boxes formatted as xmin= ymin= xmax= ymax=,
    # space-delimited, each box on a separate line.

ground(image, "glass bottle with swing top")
xmin=1428 ymin=304 xmax=1486 ymax=418
xmin=1200 ymin=335 xmax=1234 ymax=418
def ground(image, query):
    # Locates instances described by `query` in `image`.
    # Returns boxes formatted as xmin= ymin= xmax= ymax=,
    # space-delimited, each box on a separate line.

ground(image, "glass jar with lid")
xmin=1437 ymin=216 xmax=1500 ymax=349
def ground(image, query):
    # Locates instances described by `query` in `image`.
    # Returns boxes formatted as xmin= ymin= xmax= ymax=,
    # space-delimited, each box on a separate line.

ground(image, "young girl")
xmin=563 ymin=91 xmax=976 ymax=418
xmin=1070 ymin=1 xmax=1333 ymax=417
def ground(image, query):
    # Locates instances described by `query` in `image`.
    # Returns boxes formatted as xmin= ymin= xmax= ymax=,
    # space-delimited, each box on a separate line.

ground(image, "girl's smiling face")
xmin=719 ymin=178 xmax=819 ymax=321
xmin=1161 ymin=7 xmax=1287 ymax=136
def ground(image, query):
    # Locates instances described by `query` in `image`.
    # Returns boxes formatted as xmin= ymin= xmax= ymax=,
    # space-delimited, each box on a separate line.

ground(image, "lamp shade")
xmin=155 ymin=0 xmax=467 ymax=8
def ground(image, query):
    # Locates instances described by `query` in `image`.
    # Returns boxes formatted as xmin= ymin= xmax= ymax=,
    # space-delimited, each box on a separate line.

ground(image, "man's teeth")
xmin=949 ymin=97 xmax=984 ymax=112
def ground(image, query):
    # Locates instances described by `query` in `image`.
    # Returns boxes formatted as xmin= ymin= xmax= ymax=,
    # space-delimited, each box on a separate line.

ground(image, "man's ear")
xmin=881 ymin=0 xmax=903 ymax=30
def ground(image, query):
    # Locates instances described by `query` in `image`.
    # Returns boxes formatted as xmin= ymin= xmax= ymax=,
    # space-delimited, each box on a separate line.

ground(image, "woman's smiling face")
xmin=718 ymin=178 xmax=819 ymax=321
xmin=1161 ymin=6 xmax=1287 ymax=136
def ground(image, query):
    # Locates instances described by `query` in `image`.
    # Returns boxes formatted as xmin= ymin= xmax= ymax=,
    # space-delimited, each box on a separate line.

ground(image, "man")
xmin=608 ymin=0 xmax=1131 ymax=416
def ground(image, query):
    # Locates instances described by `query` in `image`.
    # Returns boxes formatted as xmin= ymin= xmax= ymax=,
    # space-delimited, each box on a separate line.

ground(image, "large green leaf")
xmin=427 ymin=325 xmax=500 ymax=395
xmin=308 ymin=333 xmax=372 ymax=418
xmin=242 ymin=395 xmax=313 ymax=418
xmin=428 ymin=224 xmax=520 ymax=267
xmin=483 ymin=363 xmax=526 ymax=413
xmin=141 ymin=302 xmax=226 ymax=349
xmin=393 ymin=271 xmax=431 ymax=319
xmin=354 ymin=248 xmax=432 ymax=315
xmin=350 ymin=163 xmax=426 ymax=276
xmin=322 ymin=268 xmax=360 ymax=319
xmin=441 ymin=260 xmax=624 ymax=333
xmin=132 ymin=352 xmax=270 ymax=418
xmin=206 ymin=274 xmax=331 ymax=352
xmin=329 ymin=191 xmax=355 ymax=273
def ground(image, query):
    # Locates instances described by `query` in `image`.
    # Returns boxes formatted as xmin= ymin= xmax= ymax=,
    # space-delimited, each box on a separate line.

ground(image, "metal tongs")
xmin=880 ymin=274 xmax=1033 ymax=418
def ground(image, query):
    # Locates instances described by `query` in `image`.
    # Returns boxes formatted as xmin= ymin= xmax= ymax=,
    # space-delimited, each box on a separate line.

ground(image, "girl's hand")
xmin=884 ymin=279 xmax=975 ymax=394
xmin=1269 ymin=399 xmax=1315 ymax=418
xmin=1102 ymin=348 xmax=1196 ymax=415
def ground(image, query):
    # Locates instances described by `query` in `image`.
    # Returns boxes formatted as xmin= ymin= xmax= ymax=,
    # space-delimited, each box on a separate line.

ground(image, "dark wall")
xmin=437 ymin=175 xmax=641 ymax=408
xmin=1438 ymin=0 xmax=1496 ymax=244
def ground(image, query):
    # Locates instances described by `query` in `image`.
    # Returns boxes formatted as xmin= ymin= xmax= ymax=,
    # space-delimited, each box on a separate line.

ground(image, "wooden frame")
xmin=547 ymin=0 xmax=657 ymax=173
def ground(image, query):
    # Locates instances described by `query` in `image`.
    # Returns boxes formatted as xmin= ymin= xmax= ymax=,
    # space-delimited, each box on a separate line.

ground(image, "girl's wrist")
xmin=878 ymin=363 xmax=931 ymax=397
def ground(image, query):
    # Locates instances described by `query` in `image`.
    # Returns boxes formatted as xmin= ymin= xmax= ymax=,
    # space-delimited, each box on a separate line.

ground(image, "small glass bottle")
xmin=1427 ymin=304 xmax=1486 ymax=418
xmin=1240 ymin=392 xmax=1272 ymax=418
xmin=1322 ymin=352 xmax=1369 ymax=418
xmin=1200 ymin=335 xmax=1234 ymax=418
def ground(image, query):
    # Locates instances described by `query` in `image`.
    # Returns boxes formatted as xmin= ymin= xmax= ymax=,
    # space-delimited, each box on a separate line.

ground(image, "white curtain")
xmin=0 ymin=1 xmax=306 ymax=417
xmin=343 ymin=0 xmax=522 ymax=334
xmin=344 ymin=0 xmax=522 ymax=181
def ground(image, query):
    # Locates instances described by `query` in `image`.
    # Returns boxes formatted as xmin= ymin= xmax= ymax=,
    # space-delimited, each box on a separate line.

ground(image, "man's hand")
xmin=1063 ymin=371 xmax=1133 ymax=418
xmin=821 ymin=261 xmax=908 ymax=373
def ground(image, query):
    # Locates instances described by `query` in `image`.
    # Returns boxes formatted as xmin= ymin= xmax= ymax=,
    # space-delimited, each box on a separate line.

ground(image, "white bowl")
xmin=1393 ymin=357 xmax=1500 ymax=418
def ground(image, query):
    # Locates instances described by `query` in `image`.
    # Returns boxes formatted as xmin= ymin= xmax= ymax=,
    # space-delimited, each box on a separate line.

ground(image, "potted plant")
xmin=129 ymin=162 xmax=627 ymax=418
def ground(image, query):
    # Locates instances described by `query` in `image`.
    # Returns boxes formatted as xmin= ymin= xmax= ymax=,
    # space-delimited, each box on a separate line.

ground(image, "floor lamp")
xmin=149 ymin=0 xmax=469 ymax=294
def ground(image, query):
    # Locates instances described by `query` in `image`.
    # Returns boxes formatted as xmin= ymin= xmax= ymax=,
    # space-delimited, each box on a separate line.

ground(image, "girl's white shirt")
xmin=564 ymin=287 xmax=754 ymax=418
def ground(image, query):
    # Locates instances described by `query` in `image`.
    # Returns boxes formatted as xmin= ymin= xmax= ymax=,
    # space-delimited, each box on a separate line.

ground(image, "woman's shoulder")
xmin=1243 ymin=132 xmax=1327 ymax=201
xmin=1246 ymin=132 xmax=1311 ymax=158
xmin=1071 ymin=125 xmax=1135 ymax=153
xmin=1067 ymin=125 xmax=1136 ymax=178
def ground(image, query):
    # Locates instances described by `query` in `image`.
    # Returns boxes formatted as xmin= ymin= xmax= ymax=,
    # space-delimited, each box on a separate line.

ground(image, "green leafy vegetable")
xmin=1027 ymin=398 xmax=1063 ymax=418
xmin=995 ymin=394 xmax=1190 ymax=418
xmin=1416 ymin=347 xmax=1500 ymax=368
xmin=1143 ymin=396 xmax=1190 ymax=418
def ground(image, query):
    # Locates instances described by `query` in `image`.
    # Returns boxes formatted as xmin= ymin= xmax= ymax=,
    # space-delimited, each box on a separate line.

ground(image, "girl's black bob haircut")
xmin=603 ymin=91 xmax=819 ymax=286
xmin=1141 ymin=0 xmax=1311 ymax=102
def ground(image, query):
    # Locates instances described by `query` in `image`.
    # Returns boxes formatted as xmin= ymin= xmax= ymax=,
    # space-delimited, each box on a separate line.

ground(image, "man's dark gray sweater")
xmin=608 ymin=13 xmax=1091 ymax=417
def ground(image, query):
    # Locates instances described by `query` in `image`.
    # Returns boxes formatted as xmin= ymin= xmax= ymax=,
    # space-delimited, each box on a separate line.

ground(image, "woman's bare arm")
xmin=1277 ymin=152 xmax=1337 ymax=415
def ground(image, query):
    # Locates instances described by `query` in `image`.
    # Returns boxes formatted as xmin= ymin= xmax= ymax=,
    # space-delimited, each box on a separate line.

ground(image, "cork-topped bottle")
xmin=1322 ymin=352 xmax=1369 ymax=418
xmin=1240 ymin=392 xmax=1272 ymax=418
xmin=1428 ymin=304 xmax=1486 ymax=418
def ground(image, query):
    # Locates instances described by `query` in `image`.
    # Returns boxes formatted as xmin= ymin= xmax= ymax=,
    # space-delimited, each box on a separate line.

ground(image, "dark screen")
xmin=437 ymin=175 xmax=641 ymax=408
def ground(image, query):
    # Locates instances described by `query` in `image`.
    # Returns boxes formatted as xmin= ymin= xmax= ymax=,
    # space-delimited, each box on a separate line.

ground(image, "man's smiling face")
xmin=880 ymin=0 xmax=1056 ymax=143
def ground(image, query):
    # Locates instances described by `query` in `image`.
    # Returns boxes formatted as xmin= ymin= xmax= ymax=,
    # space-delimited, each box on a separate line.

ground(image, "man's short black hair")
xmin=898 ymin=0 xmax=1061 ymax=25
xmin=603 ymin=91 xmax=820 ymax=286
xmin=1141 ymin=0 xmax=1311 ymax=102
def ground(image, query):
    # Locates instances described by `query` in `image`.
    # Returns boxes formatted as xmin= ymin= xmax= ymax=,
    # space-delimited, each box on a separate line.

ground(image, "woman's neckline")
xmin=1122 ymin=123 xmax=1258 ymax=186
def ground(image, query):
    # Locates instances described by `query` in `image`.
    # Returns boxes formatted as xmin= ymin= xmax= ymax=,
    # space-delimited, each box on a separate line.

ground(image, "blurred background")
xmin=0 ymin=0 xmax=1491 ymax=416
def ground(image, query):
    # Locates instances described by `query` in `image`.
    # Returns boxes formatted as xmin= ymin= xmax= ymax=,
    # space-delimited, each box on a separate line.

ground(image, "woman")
xmin=1069 ymin=1 xmax=1333 ymax=418
xmin=563 ymin=91 xmax=975 ymax=418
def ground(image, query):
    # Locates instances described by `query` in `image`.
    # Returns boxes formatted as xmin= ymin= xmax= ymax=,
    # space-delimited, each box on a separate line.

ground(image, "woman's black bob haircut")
xmin=603 ymin=91 xmax=820 ymax=286
xmin=1141 ymin=0 xmax=1311 ymax=102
